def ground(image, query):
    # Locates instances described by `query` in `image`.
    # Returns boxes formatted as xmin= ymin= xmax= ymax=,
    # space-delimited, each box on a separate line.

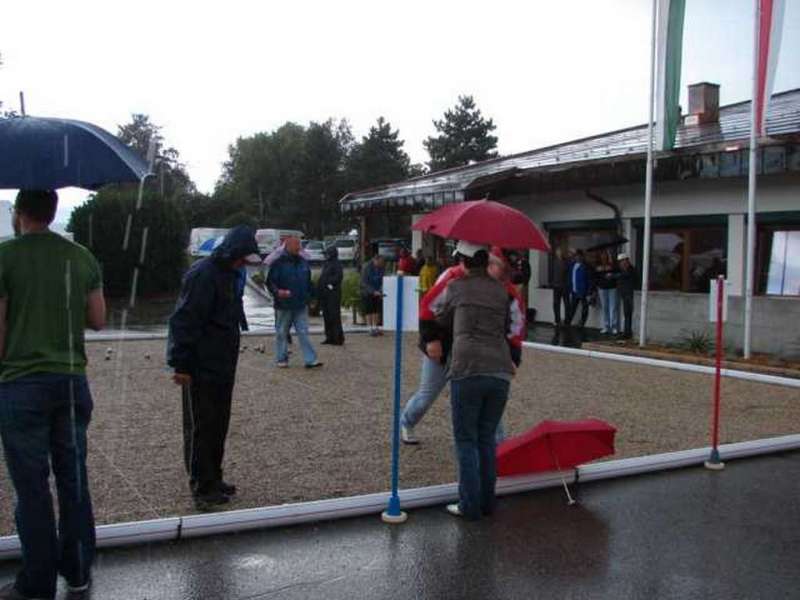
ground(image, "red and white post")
xmin=705 ymin=275 xmax=726 ymax=471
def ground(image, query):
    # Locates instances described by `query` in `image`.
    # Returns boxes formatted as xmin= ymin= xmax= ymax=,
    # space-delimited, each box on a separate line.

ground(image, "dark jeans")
xmin=0 ymin=373 xmax=95 ymax=599
xmin=621 ymin=291 xmax=634 ymax=337
xmin=552 ymin=286 xmax=569 ymax=324
xmin=450 ymin=376 xmax=509 ymax=520
xmin=320 ymin=290 xmax=344 ymax=345
xmin=182 ymin=378 xmax=234 ymax=497
xmin=566 ymin=294 xmax=589 ymax=327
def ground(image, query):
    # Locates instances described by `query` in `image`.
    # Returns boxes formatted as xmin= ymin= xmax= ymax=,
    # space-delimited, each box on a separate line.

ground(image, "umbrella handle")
xmin=546 ymin=436 xmax=577 ymax=506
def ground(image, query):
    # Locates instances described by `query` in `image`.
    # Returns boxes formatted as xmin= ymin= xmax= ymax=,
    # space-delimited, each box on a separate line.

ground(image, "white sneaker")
xmin=276 ymin=361 xmax=289 ymax=368
xmin=600 ymin=328 xmax=608 ymax=334
xmin=446 ymin=503 xmax=463 ymax=517
xmin=401 ymin=425 xmax=419 ymax=445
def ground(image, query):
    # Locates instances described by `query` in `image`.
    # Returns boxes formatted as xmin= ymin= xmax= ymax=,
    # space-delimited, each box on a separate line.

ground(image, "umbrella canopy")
xmin=497 ymin=418 xmax=616 ymax=477
xmin=411 ymin=199 xmax=550 ymax=251
xmin=0 ymin=116 xmax=150 ymax=190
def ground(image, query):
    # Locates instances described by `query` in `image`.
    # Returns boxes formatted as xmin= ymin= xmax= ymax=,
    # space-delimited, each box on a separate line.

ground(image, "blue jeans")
xmin=401 ymin=356 xmax=448 ymax=429
xmin=599 ymin=288 xmax=619 ymax=331
xmin=450 ymin=376 xmax=510 ymax=520
xmin=275 ymin=308 xmax=317 ymax=365
xmin=402 ymin=356 xmax=507 ymax=442
xmin=0 ymin=374 xmax=95 ymax=599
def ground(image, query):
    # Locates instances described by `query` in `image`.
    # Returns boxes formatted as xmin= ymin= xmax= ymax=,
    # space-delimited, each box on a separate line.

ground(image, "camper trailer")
xmin=255 ymin=229 xmax=304 ymax=253
xmin=189 ymin=228 xmax=229 ymax=257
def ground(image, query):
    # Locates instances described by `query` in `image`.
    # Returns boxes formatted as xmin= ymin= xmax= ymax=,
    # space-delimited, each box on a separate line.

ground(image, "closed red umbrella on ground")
xmin=411 ymin=199 xmax=550 ymax=251
xmin=497 ymin=419 xmax=616 ymax=505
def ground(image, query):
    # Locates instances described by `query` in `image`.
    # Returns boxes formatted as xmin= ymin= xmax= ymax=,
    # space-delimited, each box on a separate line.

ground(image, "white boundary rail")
xmin=1 ymin=434 xmax=798 ymax=560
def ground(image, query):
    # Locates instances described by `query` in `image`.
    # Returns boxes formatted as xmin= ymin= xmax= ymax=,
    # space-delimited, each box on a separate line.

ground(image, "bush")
xmin=678 ymin=329 xmax=713 ymax=355
xmin=341 ymin=271 xmax=361 ymax=310
xmin=68 ymin=188 xmax=187 ymax=298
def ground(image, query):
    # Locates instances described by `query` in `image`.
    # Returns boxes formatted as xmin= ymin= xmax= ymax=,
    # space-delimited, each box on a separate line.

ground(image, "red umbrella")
xmin=411 ymin=199 xmax=550 ymax=251
xmin=497 ymin=419 xmax=616 ymax=505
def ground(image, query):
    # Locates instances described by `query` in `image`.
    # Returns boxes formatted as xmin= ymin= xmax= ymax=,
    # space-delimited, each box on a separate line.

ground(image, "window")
xmin=645 ymin=226 xmax=726 ymax=293
xmin=757 ymin=227 xmax=800 ymax=296
xmin=548 ymin=228 xmax=618 ymax=285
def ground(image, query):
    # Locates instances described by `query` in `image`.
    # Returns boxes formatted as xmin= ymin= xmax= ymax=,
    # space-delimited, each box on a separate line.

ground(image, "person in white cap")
xmin=400 ymin=242 xmax=524 ymax=445
xmin=433 ymin=241 xmax=517 ymax=520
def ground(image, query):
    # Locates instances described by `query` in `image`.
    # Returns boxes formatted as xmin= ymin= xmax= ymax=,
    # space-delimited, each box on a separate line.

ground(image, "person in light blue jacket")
xmin=266 ymin=237 xmax=322 ymax=369
xmin=566 ymin=250 xmax=591 ymax=328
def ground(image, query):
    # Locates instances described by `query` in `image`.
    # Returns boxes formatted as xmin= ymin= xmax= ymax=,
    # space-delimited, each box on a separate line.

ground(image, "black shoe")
xmin=66 ymin=578 xmax=92 ymax=599
xmin=194 ymin=491 xmax=230 ymax=512
xmin=219 ymin=481 xmax=237 ymax=496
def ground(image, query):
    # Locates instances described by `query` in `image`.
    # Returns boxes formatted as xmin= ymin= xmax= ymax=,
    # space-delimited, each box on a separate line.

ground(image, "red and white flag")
xmin=755 ymin=0 xmax=786 ymax=137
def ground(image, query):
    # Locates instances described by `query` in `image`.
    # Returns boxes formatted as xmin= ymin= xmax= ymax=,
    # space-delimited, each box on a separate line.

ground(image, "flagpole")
xmin=639 ymin=0 xmax=658 ymax=348
xmin=744 ymin=0 xmax=760 ymax=359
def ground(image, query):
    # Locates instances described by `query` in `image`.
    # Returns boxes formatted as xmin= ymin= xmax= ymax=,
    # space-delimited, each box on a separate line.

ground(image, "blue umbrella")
xmin=0 ymin=116 xmax=150 ymax=190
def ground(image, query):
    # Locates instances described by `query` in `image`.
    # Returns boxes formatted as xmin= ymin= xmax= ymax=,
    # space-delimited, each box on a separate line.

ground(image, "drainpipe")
xmin=585 ymin=190 xmax=624 ymax=237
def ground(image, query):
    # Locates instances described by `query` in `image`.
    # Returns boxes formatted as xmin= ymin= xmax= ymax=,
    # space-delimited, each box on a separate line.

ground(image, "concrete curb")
xmin=522 ymin=341 xmax=800 ymax=389
xmin=87 ymin=327 xmax=372 ymax=343
xmin=1 ymin=434 xmax=798 ymax=560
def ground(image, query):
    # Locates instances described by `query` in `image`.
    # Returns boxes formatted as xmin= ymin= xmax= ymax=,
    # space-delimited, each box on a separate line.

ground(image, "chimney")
xmin=685 ymin=82 xmax=720 ymax=125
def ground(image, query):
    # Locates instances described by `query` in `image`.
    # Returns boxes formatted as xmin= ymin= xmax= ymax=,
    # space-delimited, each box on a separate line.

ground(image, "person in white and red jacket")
xmin=400 ymin=243 xmax=526 ymax=445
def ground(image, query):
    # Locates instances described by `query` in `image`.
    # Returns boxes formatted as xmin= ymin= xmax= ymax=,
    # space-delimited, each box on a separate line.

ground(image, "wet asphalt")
xmin=1 ymin=451 xmax=798 ymax=599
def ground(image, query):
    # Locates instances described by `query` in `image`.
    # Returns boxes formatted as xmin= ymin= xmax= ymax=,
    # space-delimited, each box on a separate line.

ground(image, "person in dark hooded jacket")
xmin=167 ymin=225 xmax=260 ymax=511
xmin=318 ymin=245 xmax=345 ymax=345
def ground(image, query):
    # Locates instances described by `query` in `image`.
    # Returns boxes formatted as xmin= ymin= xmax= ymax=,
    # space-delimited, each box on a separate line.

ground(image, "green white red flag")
xmin=755 ymin=0 xmax=786 ymax=137
xmin=654 ymin=0 xmax=686 ymax=152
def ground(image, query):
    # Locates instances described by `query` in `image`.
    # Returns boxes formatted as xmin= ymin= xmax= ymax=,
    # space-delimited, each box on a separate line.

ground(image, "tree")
xmin=117 ymin=114 xmax=195 ymax=199
xmin=301 ymin=119 xmax=353 ymax=238
xmin=424 ymin=95 xmax=498 ymax=171
xmin=67 ymin=189 xmax=187 ymax=297
xmin=216 ymin=122 xmax=307 ymax=230
xmin=215 ymin=119 xmax=354 ymax=238
xmin=221 ymin=211 xmax=259 ymax=229
xmin=347 ymin=117 xmax=411 ymax=191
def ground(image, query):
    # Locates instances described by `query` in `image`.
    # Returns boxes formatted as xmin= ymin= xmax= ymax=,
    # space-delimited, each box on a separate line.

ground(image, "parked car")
xmin=371 ymin=238 xmax=407 ymax=262
xmin=332 ymin=238 xmax=357 ymax=262
xmin=304 ymin=240 xmax=327 ymax=262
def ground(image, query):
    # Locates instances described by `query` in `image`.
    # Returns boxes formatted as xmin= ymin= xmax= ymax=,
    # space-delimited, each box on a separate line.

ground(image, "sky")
xmin=1 ymin=0 xmax=799 ymax=224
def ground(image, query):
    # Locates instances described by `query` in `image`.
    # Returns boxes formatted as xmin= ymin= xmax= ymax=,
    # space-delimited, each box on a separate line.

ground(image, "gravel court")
xmin=0 ymin=333 xmax=798 ymax=535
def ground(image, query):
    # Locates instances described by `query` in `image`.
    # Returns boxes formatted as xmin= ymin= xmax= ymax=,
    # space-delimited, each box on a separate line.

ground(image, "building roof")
xmin=340 ymin=88 xmax=800 ymax=215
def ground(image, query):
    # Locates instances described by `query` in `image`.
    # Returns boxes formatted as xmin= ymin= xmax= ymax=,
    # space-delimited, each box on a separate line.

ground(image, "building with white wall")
xmin=340 ymin=84 xmax=800 ymax=356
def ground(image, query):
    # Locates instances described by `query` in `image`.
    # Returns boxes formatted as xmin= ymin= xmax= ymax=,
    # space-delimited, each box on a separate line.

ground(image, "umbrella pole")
xmin=546 ymin=437 xmax=576 ymax=506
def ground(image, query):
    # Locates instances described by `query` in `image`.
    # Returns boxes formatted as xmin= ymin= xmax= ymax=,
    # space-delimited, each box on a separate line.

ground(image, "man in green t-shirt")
xmin=0 ymin=190 xmax=105 ymax=600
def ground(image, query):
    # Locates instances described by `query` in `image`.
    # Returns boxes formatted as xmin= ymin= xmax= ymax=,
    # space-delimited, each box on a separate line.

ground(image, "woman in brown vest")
xmin=436 ymin=240 xmax=519 ymax=520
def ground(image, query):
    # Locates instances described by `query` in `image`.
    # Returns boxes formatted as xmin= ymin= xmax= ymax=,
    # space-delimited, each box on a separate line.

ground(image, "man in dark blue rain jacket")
xmin=566 ymin=249 xmax=592 ymax=328
xmin=167 ymin=225 xmax=260 ymax=511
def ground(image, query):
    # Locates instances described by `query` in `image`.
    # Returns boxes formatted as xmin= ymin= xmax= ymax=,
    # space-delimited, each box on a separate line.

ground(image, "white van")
xmin=332 ymin=238 xmax=357 ymax=262
xmin=255 ymin=229 xmax=304 ymax=253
